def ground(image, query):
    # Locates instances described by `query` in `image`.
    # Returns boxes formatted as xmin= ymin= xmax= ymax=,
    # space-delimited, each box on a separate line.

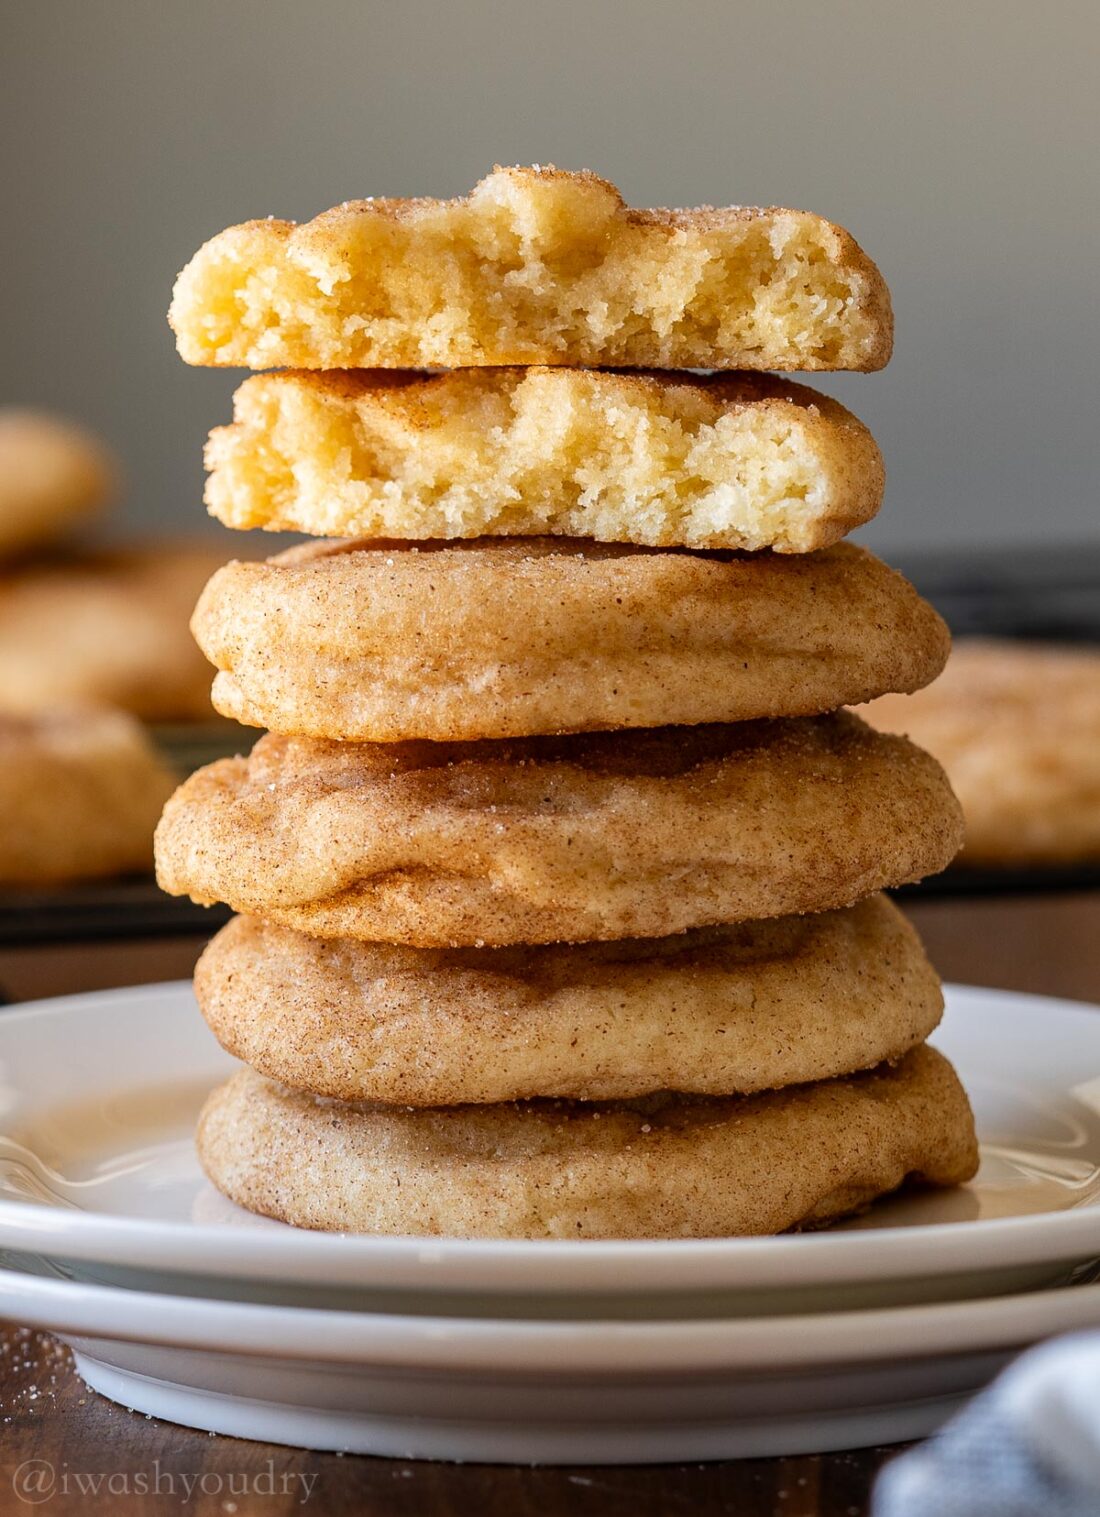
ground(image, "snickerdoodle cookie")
xmin=193 ymin=540 xmax=949 ymax=742
xmin=155 ymin=714 xmax=962 ymax=945
xmin=0 ymin=409 xmax=117 ymax=560
xmin=0 ymin=708 xmax=176 ymax=884
xmin=195 ymin=895 xmax=942 ymax=1105
xmin=863 ymin=639 xmax=1100 ymax=866
xmin=0 ymin=544 xmax=224 ymax=722
xmin=205 ymin=369 xmax=884 ymax=552
xmin=197 ymin=1045 xmax=977 ymax=1239
xmin=170 ymin=166 xmax=892 ymax=372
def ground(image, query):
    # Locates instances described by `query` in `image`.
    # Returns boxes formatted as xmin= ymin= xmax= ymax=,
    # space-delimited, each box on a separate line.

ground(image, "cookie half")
xmin=197 ymin=1046 xmax=977 ymax=1240
xmin=864 ymin=639 xmax=1100 ymax=866
xmin=155 ymin=714 xmax=963 ymax=945
xmin=0 ymin=708 xmax=175 ymax=884
xmin=170 ymin=165 xmax=892 ymax=372
xmin=193 ymin=540 xmax=949 ymax=742
xmin=195 ymin=895 xmax=942 ymax=1105
xmin=205 ymin=369 xmax=884 ymax=552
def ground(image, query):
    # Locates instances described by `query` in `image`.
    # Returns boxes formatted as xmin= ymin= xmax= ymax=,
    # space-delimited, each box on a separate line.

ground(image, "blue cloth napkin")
xmin=875 ymin=1332 xmax=1100 ymax=1516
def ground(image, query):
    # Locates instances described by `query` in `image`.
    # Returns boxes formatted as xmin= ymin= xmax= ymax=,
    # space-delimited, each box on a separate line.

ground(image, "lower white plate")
xmin=1 ymin=982 xmax=1100 ymax=1315
xmin=2 ymin=1253 xmax=1100 ymax=1461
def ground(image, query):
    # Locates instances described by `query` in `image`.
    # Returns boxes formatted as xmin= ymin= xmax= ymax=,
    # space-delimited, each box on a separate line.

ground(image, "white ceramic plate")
xmin=1 ymin=981 xmax=1099 ymax=1315
xmin=2 ymin=1252 xmax=1100 ymax=1461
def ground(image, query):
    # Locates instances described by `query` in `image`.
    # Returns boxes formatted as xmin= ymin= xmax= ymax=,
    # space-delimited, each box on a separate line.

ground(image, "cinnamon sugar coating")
xmin=193 ymin=539 xmax=948 ymax=742
xmin=195 ymin=895 xmax=942 ymax=1104
xmin=155 ymin=713 xmax=963 ymax=946
xmin=197 ymin=1046 xmax=977 ymax=1239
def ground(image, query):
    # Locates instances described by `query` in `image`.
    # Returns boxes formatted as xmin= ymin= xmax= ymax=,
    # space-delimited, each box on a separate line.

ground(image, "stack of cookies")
xmin=157 ymin=167 xmax=978 ymax=1240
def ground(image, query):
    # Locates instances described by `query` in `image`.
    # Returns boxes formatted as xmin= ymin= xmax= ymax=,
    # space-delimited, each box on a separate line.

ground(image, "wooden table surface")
xmin=1 ymin=889 xmax=1098 ymax=1515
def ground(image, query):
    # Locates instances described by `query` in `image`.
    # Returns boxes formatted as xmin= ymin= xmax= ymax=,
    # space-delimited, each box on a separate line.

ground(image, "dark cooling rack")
xmin=895 ymin=863 xmax=1100 ymax=901
xmin=0 ymin=881 xmax=231 ymax=948
xmin=1 ymin=546 xmax=1098 ymax=945
xmin=892 ymin=542 xmax=1100 ymax=645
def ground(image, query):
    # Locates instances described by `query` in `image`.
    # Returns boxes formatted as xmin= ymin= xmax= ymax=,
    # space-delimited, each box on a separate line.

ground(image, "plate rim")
xmin=4 ymin=1259 xmax=1100 ymax=1373
xmin=1 ymin=978 xmax=1100 ymax=1294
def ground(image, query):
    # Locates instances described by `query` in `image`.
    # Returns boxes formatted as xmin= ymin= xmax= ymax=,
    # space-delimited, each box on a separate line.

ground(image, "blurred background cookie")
xmin=0 ymin=707 xmax=175 ymax=885
xmin=0 ymin=408 xmax=118 ymax=561
xmin=0 ymin=400 xmax=250 ymax=938
xmin=0 ymin=542 xmax=225 ymax=723
xmin=863 ymin=639 xmax=1100 ymax=867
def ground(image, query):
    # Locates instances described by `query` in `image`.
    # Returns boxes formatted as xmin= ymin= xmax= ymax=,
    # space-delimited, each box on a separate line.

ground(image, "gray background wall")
xmin=3 ymin=0 xmax=1096 ymax=553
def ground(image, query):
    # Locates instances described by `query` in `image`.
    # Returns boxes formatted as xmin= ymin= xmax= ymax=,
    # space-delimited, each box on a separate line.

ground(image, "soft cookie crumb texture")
xmin=204 ymin=369 xmax=885 ymax=551
xmin=170 ymin=166 xmax=893 ymax=372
